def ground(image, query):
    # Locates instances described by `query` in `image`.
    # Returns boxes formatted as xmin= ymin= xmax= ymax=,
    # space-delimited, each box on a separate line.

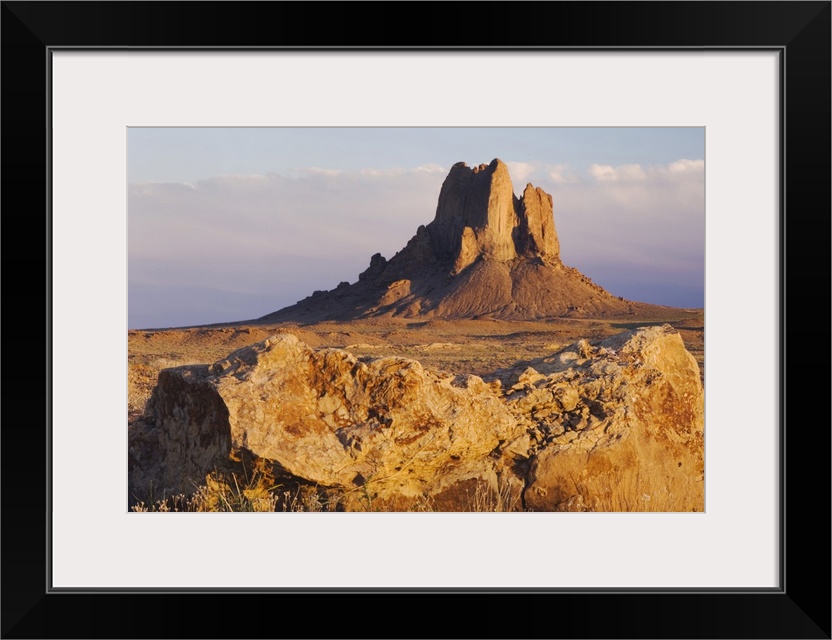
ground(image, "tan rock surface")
xmin=133 ymin=334 xmax=521 ymax=509
xmin=516 ymin=183 xmax=559 ymax=258
xmin=503 ymin=325 xmax=704 ymax=511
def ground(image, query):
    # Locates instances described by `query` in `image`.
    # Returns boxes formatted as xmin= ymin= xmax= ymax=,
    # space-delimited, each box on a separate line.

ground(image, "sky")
xmin=128 ymin=127 xmax=705 ymax=329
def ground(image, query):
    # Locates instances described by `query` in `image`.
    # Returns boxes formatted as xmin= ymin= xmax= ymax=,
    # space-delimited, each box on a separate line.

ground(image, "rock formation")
xmin=500 ymin=325 xmax=704 ymax=511
xmin=129 ymin=325 xmax=704 ymax=512
xmin=259 ymin=159 xmax=668 ymax=322
xmin=426 ymin=160 xmax=558 ymax=268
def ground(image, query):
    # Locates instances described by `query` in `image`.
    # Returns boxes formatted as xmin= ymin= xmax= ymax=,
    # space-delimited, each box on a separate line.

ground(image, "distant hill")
xmin=261 ymin=158 xmax=674 ymax=322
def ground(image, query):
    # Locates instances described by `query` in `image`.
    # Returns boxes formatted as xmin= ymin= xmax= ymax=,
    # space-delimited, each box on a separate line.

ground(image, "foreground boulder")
xmin=130 ymin=334 xmax=521 ymax=510
xmin=129 ymin=325 xmax=703 ymax=511
xmin=498 ymin=325 xmax=704 ymax=511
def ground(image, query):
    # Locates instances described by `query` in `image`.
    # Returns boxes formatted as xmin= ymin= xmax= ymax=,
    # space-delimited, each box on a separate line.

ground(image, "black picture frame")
xmin=2 ymin=2 xmax=829 ymax=638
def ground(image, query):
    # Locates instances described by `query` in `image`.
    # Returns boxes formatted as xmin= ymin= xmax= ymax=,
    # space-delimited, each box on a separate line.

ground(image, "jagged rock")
xmin=358 ymin=252 xmax=387 ymax=282
xmin=259 ymin=158 xmax=667 ymax=322
xmin=429 ymin=159 xmax=519 ymax=263
xmin=130 ymin=325 xmax=704 ymax=512
xmin=429 ymin=160 xmax=559 ymax=264
xmin=131 ymin=334 xmax=521 ymax=510
xmin=507 ymin=325 xmax=704 ymax=512
xmin=515 ymin=183 xmax=559 ymax=258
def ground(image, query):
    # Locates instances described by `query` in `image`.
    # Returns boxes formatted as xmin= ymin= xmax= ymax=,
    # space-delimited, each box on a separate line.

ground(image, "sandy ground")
xmin=128 ymin=310 xmax=704 ymax=422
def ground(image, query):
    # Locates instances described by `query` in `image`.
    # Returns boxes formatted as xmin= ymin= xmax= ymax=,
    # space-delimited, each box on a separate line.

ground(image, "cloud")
xmin=587 ymin=159 xmax=704 ymax=183
xmin=546 ymin=163 xmax=578 ymax=184
xmin=588 ymin=163 xmax=648 ymax=182
xmin=505 ymin=161 xmax=536 ymax=186
xmin=668 ymin=158 xmax=704 ymax=173
xmin=294 ymin=167 xmax=343 ymax=177
xmin=129 ymin=165 xmax=448 ymax=327
xmin=540 ymin=159 xmax=704 ymax=304
xmin=296 ymin=165 xmax=447 ymax=179
xmin=412 ymin=163 xmax=446 ymax=174
xmin=502 ymin=161 xmax=580 ymax=187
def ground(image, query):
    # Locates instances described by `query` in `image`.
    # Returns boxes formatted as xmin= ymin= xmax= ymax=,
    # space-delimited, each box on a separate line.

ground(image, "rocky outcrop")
xmin=430 ymin=161 xmax=560 ymax=274
xmin=259 ymin=159 xmax=665 ymax=323
xmin=130 ymin=325 xmax=704 ymax=512
xmin=515 ymin=183 xmax=559 ymax=258
xmin=130 ymin=334 xmax=522 ymax=510
xmin=429 ymin=159 xmax=523 ymax=265
xmin=497 ymin=324 xmax=704 ymax=511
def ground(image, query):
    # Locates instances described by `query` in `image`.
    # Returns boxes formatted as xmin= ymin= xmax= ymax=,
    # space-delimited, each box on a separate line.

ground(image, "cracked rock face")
xmin=498 ymin=325 xmax=704 ymax=511
xmin=428 ymin=159 xmax=559 ymax=266
xmin=130 ymin=325 xmax=704 ymax=511
xmin=132 ymin=334 xmax=521 ymax=510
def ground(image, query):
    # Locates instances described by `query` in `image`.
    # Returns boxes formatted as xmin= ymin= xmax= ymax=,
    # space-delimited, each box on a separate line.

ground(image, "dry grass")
xmin=131 ymin=470 xmax=277 ymax=512
xmin=131 ymin=467 xmax=529 ymax=513
xmin=130 ymin=468 xmax=342 ymax=513
xmin=130 ymin=464 xmax=699 ymax=513
xmin=460 ymin=479 xmax=523 ymax=513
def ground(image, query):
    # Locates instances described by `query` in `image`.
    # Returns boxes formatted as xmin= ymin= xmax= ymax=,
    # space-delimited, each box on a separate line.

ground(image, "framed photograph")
xmin=3 ymin=2 xmax=829 ymax=638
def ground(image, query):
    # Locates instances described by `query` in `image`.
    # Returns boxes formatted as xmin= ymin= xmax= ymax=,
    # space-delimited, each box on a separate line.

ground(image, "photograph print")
xmin=127 ymin=127 xmax=705 ymax=513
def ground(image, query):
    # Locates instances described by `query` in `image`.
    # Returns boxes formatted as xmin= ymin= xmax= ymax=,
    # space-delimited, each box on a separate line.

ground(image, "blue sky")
xmin=128 ymin=127 xmax=705 ymax=329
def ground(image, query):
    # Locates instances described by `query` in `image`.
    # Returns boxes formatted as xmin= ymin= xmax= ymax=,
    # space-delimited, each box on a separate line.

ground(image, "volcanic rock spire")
xmin=427 ymin=159 xmax=559 ymax=273
xmin=261 ymin=159 xmax=663 ymax=321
